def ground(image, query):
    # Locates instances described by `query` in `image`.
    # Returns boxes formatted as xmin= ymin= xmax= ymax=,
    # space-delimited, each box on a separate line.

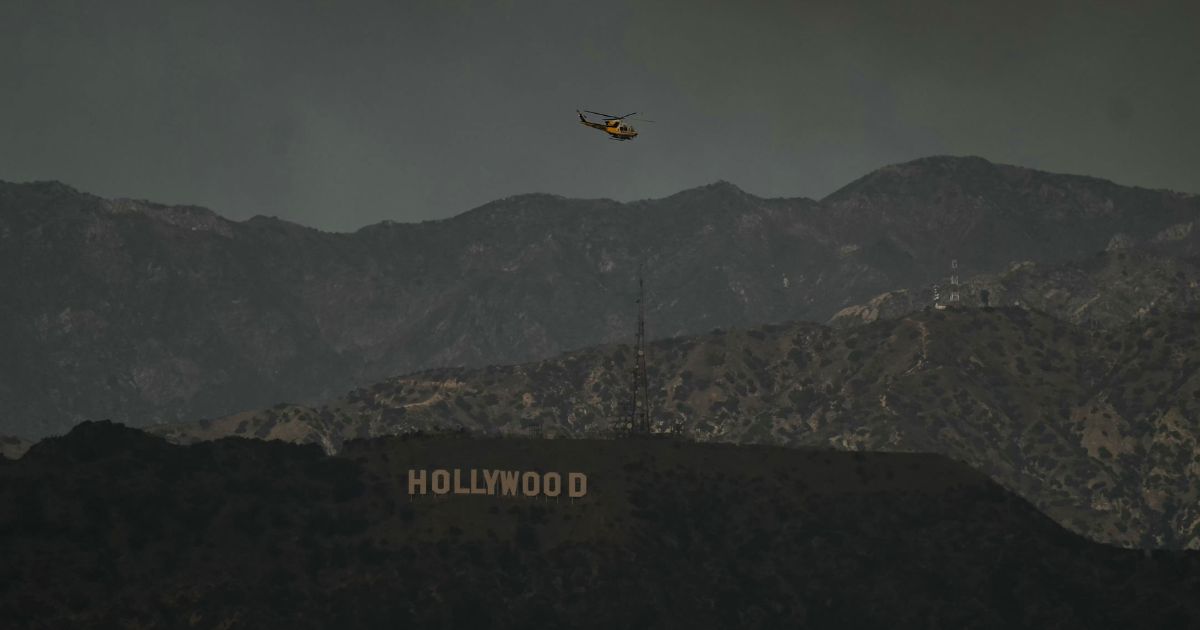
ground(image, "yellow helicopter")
xmin=577 ymin=110 xmax=653 ymax=141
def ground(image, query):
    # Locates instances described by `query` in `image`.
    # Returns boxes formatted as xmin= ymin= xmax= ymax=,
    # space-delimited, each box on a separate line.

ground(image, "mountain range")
xmin=3 ymin=155 xmax=1199 ymax=439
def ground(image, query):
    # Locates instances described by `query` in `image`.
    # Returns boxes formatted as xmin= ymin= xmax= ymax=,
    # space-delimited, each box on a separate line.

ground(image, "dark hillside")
xmin=2 ymin=422 xmax=1198 ymax=629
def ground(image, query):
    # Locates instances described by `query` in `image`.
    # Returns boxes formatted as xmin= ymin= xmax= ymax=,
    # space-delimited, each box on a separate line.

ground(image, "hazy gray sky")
xmin=2 ymin=0 xmax=1198 ymax=230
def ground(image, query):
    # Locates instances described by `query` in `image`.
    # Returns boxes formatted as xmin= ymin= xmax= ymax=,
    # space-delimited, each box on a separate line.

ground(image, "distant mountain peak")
xmin=0 ymin=179 xmax=90 ymax=202
xmin=660 ymin=180 xmax=756 ymax=205
xmin=690 ymin=179 xmax=749 ymax=195
xmin=821 ymin=155 xmax=1008 ymax=202
xmin=902 ymin=154 xmax=996 ymax=168
xmin=503 ymin=192 xmax=566 ymax=201
xmin=706 ymin=179 xmax=744 ymax=190
xmin=817 ymin=154 xmax=1165 ymax=207
xmin=19 ymin=179 xmax=84 ymax=194
xmin=863 ymin=155 xmax=1002 ymax=178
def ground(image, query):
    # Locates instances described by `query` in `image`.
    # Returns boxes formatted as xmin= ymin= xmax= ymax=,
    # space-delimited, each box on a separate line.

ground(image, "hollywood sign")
xmin=408 ymin=468 xmax=588 ymax=498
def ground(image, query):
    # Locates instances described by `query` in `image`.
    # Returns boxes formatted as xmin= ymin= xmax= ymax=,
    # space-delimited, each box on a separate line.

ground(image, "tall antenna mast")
xmin=949 ymin=258 xmax=960 ymax=305
xmin=626 ymin=265 xmax=652 ymax=435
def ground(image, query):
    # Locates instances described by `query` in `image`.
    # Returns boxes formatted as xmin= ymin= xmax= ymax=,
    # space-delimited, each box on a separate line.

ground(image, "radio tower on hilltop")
xmin=626 ymin=268 xmax=652 ymax=435
xmin=949 ymin=258 xmax=961 ymax=304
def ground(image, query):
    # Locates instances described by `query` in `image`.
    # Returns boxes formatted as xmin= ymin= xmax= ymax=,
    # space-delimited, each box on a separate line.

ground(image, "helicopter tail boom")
xmin=577 ymin=110 xmax=608 ymax=130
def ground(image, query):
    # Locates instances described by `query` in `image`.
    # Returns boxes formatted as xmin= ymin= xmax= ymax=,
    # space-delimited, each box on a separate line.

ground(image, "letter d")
xmin=568 ymin=472 xmax=588 ymax=498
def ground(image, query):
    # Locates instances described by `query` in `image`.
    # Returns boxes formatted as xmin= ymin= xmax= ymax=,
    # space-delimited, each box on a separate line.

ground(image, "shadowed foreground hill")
xmin=4 ymin=155 xmax=1198 ymax=438
xmin=3 ymin=422 xmax=1199 ymax=629
xmin=154 ymin=308 xmax=1200 ymax=549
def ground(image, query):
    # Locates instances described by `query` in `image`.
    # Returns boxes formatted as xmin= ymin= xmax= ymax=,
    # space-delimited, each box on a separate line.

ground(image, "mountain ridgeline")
xmin=3 ymin=155 xmax=1199 ymax=438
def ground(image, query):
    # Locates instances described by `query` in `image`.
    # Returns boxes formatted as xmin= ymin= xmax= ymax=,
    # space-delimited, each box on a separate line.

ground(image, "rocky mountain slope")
xmin=4 ymin=422 xmax=1198 ymax=629
xmin=4 ymin=156 xmax=1198 ymax=438
xmin=153 ymin=308 xmax=1200 ymax=549
xmin=830 ymin=249 xmax=1200 ymax=327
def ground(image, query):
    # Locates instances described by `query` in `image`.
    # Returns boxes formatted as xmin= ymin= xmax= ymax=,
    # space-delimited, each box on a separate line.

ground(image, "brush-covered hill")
xmin=153 ymin=308 xmax=1200 ymax=549
xmin=3 ymin=421 xmax=1198 ymax=629
xmin=4 ymin=156 xmax=1199 ymax=438
xmin=830 ymin=249 xmax=1200 ymax=328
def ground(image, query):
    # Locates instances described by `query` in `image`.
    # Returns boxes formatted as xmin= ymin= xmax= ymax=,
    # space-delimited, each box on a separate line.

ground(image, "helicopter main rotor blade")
xmin=617 ymin=112 xmax=638 ymax=119
xmin=583 ymin=110 xmax=620 ymax=118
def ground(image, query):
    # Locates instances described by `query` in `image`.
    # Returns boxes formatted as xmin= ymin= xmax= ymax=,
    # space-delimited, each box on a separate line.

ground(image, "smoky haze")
xmin=1 ymin=0 xmax=1197 ymax=231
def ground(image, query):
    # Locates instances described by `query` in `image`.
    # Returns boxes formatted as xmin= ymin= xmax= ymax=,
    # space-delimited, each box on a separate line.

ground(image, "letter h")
xmin=408 ymin=469 xmax=427 ymax=495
